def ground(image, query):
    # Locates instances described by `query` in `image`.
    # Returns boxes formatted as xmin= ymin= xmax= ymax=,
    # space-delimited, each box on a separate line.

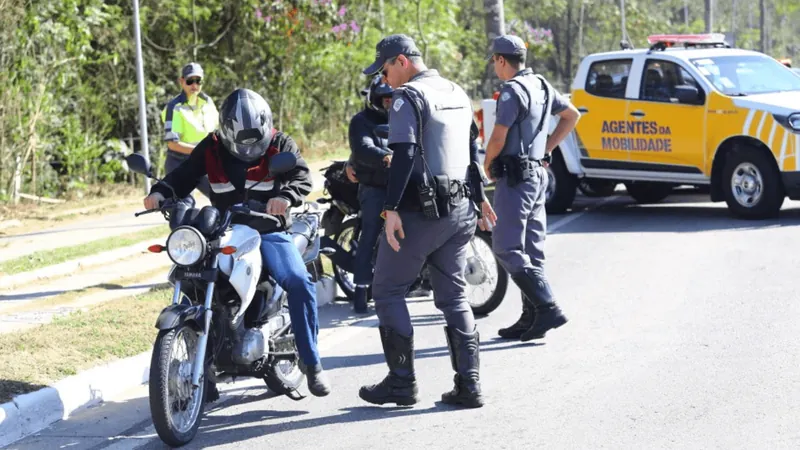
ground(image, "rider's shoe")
xmin=407 ymin=278 xmax=433 ymax=298
xmin=301 ymin=361 xmax=331 ymax=397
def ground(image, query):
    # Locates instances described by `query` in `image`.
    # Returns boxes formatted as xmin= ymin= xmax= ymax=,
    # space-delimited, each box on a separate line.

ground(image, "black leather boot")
xmin=354 ymin=286 xmax=368 ymax=314
xmin=441 ymin=326 xmax=484 ymax=408
xmin=359 ymin=327 xmax=419 ymax=406
xmin=497 ymin=294 xmax=538 ymax=339
xmin=510 ymin=268 xmax=568 ymax=342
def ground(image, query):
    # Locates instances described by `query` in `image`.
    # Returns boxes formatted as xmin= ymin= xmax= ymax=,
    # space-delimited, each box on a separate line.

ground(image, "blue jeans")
xmin=260 ymin=232 xmax=320 ymax=367
xmin=353 ymin=185 xmax=386 ymax=286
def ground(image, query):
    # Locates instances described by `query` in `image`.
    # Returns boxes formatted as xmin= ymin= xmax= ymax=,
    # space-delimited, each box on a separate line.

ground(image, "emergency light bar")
xmin=647 ymin=33 xmax=730 ymax=51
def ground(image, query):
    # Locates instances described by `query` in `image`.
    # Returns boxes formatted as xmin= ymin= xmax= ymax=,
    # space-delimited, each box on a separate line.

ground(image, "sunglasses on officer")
xmin=185 ymin=77 xmax=203 ymax=86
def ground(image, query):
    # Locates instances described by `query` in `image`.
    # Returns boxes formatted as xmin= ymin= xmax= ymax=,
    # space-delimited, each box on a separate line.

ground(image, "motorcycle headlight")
xmin=166 ymin=226 xmax=206 ymax=266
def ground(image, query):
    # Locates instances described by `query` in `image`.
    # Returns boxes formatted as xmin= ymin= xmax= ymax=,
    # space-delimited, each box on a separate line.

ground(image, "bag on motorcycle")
xmin=323 ymin=161 xmax=360 ymax=212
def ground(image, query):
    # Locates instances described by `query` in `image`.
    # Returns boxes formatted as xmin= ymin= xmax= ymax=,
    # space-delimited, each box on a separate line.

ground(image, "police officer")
xmin=160 ymin=62 xmax=217 ymax=202
xmin=357 ymin=34 xmax=490 ymax=409
xmin=481 ymin=35 xmax=581 ymax=342
xmin=346 ymin=75 xmax=395 ymax=314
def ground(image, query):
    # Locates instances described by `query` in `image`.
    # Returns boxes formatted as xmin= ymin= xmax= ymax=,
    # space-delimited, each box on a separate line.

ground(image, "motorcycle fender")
xmin=154 ymin=304 xmax=205 ymax=331
xmin=319 ymin=236 xmax=354 ymax=272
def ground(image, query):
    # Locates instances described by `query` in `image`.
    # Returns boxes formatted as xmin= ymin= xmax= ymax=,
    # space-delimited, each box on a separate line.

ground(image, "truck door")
xmin=570 ymin=58 xmax=633 ymax=165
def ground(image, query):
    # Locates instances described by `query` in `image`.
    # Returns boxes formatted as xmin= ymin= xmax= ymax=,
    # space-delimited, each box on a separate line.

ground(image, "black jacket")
xmin=150 ymin=130 xmax=312 ymax=234
xmin=347 ymin=108 xmax=392 ymax=188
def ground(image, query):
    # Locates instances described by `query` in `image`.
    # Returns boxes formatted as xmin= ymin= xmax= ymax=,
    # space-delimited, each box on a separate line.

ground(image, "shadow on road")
xmin=548 ymin=190 xmax=800 ymax=234
xmin=321 ymin=339 xmax=543 ymax=372
xmin=178 ymin=398 xmax=497 ymax=450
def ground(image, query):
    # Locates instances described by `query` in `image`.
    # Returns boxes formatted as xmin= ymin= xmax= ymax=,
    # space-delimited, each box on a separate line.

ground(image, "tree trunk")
xmin=759 ymin=0 xmax=766 ymax=53
xmin=566 ymin=0 xmax=573 ymax=87
xmin=482 ymin=0 xmax=505 ymax=96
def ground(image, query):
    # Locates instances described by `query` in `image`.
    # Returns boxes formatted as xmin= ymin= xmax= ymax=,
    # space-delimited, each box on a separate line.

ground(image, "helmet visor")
xmin=229 ymin=136 xmax=269 ymax=162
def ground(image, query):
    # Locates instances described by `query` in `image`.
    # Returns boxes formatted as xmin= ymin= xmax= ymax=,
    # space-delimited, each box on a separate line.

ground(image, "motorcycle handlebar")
xmin=133 ymin=198 xmax=181 ymax=217
xmin=230 ymin=203 xmax=281 ymax=223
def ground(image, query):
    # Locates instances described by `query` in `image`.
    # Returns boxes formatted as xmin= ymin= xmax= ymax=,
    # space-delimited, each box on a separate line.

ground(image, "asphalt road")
xmin=9 ymin=188 xmax=800 ymax=450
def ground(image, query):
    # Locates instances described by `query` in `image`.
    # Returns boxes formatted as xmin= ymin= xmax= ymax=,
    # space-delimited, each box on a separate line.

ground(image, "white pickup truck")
xmin=479 ymin=34 xmax=800 ymax=220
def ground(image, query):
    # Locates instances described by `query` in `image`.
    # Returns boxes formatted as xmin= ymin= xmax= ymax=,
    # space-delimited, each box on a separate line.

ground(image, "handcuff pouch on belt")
xmin=490 ymin=155 xmax=537 ymax=187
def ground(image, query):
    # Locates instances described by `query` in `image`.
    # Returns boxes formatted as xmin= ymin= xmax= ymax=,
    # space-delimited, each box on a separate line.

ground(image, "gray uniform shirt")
xmin=387 ymin=69 xmax=473 ymax=182
xmin=495 ymin=69 xmax=570 ymax=160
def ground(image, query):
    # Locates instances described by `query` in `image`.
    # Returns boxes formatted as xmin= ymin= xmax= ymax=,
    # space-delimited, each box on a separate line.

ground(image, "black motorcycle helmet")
xmin=365 ymin=75 xmax=394 ymax=116
xmin=218 ymin=88 xmax=274 ymax=163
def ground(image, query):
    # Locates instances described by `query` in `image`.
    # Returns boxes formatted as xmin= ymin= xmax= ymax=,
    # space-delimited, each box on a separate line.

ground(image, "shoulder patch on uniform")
xmin=393 ymin=98 xmax=405 ymax=112
xmin=500 ymin=92 xmax=511 ymax=102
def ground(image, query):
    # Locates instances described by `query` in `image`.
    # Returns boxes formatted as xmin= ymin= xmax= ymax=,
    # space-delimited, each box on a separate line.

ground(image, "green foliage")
xmin=0 ymin=0 xmax=798 ymax=201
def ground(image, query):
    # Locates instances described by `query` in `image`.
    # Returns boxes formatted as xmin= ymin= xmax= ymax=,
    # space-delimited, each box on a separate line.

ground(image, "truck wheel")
xmin=624 ymin=181 xmax=673 ymax=204
xmin=545 ymin=150 xmax=578 ymax=214
xmin=579 ymin=179 xmax=618 ymax=197
xmin=721 ymin=148 xmax=784 ymax=219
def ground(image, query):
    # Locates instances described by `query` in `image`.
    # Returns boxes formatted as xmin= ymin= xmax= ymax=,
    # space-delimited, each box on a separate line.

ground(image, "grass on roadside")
xmin=0 ymin=266 xmax=170 ymax=316
xmin=0 ymin=224 xmax=169 ymax=276
xmin=0 ymin=287 xmax=172 ymax=403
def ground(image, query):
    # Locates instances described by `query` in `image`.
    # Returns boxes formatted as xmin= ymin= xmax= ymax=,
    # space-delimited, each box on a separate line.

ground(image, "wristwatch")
xmin=543 ymin=153 xmax=552 ymax=164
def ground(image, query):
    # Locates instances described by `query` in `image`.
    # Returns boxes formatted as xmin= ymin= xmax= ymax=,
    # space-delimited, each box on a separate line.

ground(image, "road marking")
xmin=549 ymin=195 xmax=620 ymax=234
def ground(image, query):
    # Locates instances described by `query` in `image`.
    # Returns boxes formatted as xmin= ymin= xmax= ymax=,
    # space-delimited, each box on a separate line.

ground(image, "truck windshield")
xmin=689 ymin=54 xmax=800 ymax=96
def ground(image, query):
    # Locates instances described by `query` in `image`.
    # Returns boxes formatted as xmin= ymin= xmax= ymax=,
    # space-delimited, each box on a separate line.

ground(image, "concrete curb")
xmin=0 ymin=352 xmax=150 ymax=448
xmin=0 ymin=276 xmax=338 ymax=448
xmin=0 ymin=236 xmax=166 ymax=290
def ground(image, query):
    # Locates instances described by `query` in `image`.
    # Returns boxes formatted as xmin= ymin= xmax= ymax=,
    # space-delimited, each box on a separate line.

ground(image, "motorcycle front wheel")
xmin=149 ymin=324 xmax=206 ymax=447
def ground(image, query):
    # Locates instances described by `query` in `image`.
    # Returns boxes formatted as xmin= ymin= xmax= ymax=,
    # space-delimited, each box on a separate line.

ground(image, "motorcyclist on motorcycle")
xmin=143 ymin=88 xmax=331 ymax=397
xmin=345 ymin=75 xmax=432 ymax=313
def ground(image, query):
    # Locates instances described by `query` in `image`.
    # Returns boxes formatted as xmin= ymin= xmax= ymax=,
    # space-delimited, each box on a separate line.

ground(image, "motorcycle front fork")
xmin=190 ymin=255 xmax=218 ymax=388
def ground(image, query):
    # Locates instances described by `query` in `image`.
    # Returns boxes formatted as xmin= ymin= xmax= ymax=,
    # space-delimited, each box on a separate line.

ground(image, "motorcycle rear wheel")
xmin=264 ymin=317 xmax=305 ymax=395
xmin=331 ymin=218 xmax=364 ymax=301
xmin=149 ymin=324 xmax=206 ymax=447
xmin=464 ymin=230 xmax=508 ymax=316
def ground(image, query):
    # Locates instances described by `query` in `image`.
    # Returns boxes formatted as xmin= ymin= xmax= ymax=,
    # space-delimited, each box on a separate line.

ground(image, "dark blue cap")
xmin=362 ymin=34 xmax=422 ymax=75
xmin=487 ymin=35 xmax=527 ymax=60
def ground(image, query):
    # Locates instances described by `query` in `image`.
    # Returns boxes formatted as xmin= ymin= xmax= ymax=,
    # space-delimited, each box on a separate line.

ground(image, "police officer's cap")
xmin=362 ymin=34 xmax=422 ymax=75
xmin=487 ymin=35 xmax=527 ymax=61
xmin=182 ymin=62 xmax=204 ymax=79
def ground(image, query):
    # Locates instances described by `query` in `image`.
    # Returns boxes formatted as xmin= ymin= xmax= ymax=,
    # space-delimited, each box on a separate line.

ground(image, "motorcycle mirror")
xmin=125 ymin=153 xmax=153 ymax=177
xmin=374 ymin=124 xmax=390 ymax=140
xmin=268 ymin=152 xmax=298 ymax=177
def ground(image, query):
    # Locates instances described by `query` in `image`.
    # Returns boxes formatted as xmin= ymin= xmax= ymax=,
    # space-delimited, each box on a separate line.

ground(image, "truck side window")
xmin=585 ymin=59 xmax=632 ymax=99
xmin=641 ymin=59 xmax=702 ymax=104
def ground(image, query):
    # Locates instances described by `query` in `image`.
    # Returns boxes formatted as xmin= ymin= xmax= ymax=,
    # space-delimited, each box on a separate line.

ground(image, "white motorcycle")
xmin=125 ymin=152 xmax=328 ymax=447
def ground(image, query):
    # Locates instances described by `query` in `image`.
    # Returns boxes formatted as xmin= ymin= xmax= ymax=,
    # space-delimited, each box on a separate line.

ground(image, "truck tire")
xmin=624 ymin=181 xmax=673 ymax=204
xmin=579 ymin=179 xmax=618 ymax=197
xmin=721 ymin=148 xmax=784 ymax=219
xmin=545 ymin=150 xmax=578 ymax=214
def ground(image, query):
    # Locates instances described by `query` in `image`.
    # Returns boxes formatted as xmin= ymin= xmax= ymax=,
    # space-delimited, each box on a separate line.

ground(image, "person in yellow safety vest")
xmin=160 ymin=62 xmax=218 ymax=201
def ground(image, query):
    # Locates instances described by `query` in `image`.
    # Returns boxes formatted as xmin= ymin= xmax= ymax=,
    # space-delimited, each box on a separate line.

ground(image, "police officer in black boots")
xmin=357 ymin=34 xmax=491 ymax=409
xmin=481 ymin=35 xmax=581 ymax=342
